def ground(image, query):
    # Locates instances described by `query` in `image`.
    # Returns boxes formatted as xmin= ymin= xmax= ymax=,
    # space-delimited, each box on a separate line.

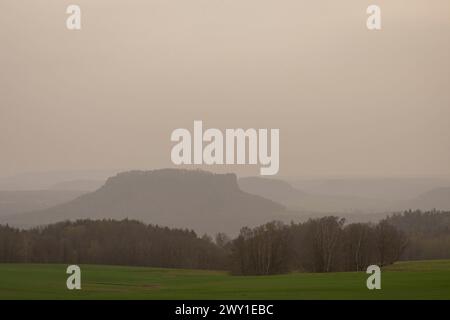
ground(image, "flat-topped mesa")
xmin=3 ymin=168 xmax=285 ymax=235
xmin=101 ymin=169 xmax=240 ymax=195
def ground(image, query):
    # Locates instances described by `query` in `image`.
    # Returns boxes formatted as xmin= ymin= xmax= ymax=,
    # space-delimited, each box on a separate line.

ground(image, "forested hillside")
xmin=385 ymin=210 xmax=450 ymax=260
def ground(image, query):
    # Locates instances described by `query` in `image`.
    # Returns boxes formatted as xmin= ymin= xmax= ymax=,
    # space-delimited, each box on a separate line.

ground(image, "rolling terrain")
xmin=399 ymin=187 xmax=450 ymax=211
xmin=239 ymin=176 xmax=385 ymax=212
xmin=239 ymin=176 xmax=450 ymax=213
xmin=0 ymin=190 xmax=86 ymax=217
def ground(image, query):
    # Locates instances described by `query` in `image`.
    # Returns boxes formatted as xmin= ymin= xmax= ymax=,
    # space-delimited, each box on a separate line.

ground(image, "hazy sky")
xmin=1 ymin=0 xmax=449 ymax=178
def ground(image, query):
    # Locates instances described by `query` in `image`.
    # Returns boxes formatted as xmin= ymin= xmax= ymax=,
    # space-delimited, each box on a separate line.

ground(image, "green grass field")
xmin=0 ymin=260 xmax=449 ymax=299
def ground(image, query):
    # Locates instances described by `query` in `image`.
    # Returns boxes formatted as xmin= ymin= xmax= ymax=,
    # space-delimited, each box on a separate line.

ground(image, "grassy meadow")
xmin=0 ymin=260 xmax=449 ymax=300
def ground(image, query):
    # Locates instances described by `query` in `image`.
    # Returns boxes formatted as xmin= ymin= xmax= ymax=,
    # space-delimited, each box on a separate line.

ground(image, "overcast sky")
xmin=1 ymin=0 xmax=449 ymax=178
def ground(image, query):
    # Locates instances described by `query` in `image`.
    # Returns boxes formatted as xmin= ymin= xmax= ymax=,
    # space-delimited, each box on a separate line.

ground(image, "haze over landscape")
xmin=1 ymin=169 xmax=450 ymax=235
xmin=0 ymin=0 xmax=449 ymax=234
xmin=1 ymin=0 xmax=449 ymax=179
xmin=0 ymin=1 xmax=450 ymax=302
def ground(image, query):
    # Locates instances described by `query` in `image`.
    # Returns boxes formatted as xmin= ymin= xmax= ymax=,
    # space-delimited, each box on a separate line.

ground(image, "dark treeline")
xmin=229 ymin=211 xmax=450 ymax=275
xmin=0 ymin=211 xmax=449 ymax=275
xmin=0 ymin=220 xmax=226 ymax=270
xmin=385 ymin=210 xmax=450 ymax=260
xmin=229 ymin=217 xmax=407 ymax=275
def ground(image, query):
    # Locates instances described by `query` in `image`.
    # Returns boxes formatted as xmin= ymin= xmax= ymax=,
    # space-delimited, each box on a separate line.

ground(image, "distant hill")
xmin=49 ymin=179 xmax=105 ymax=192
xmin=1 ymin=169 xmax=285 ymax=235
xmin=238 ymin=177 xmax=307 ymax=205
xmin=290 ymin=177 xmax=450 ymax=202
xmin=238 ymin=176 xmax=382 ymax=213
xmin=400 ymin=187 xmax=450 ymax=211
xmin=0 ymin=170 xmax=117 ymax=191
xmin=0 ymin=190 xmax=86 ymax=217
